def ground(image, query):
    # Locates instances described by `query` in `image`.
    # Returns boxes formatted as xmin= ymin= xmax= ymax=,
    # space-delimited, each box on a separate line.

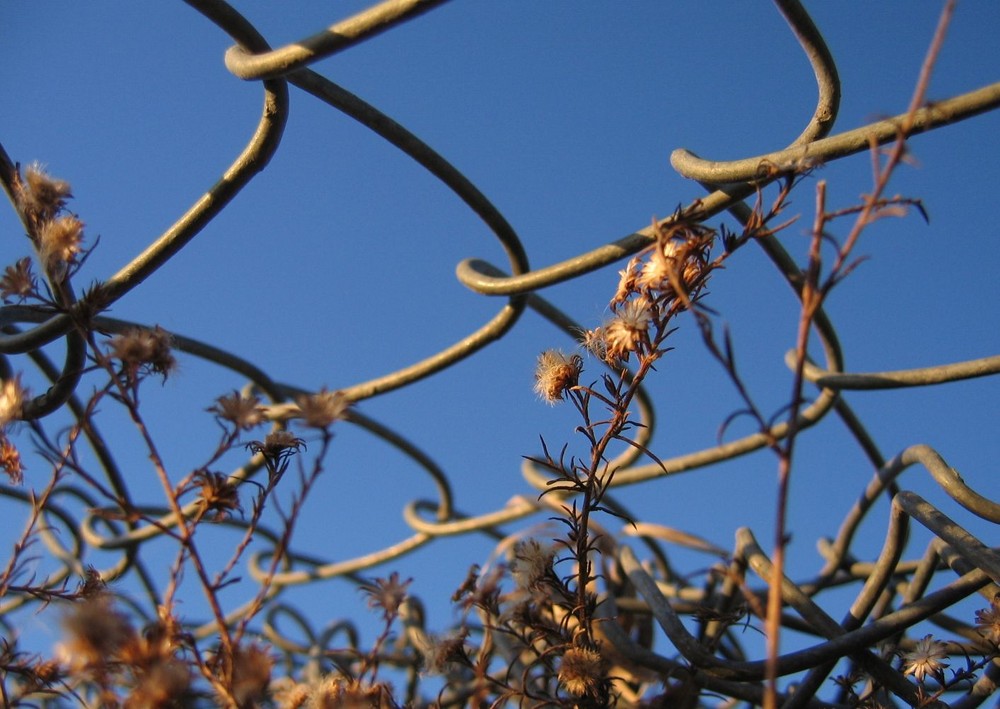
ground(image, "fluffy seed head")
xmin=19 ymin=163 xmax=72 ymax=223
xmin=209 ymin=391 xmax=265 ymax=430
xmin=361 ymin=571 xmax=412 ymax=622
xmin=109 ymin=326 xmax=176 ymax=381
xmin=510 ymin=538 xmax=555 ymax=591
xmin=612 ymin=256 xmax=641 ymax=305
xmin=604 ymin=297 xmax=652 ymax=360
xmin=0 ymin=258 xmax=36 ymax=303
xmin=0 ymin=375 xmax=27 ymax=428
xmin=229 ymin=643 xmax=273 ymax=707
xmin=558 ymin=645 xmax=606 ymax=697
xmin=296 ymin=387 xmax=349 ymax=429
xmin=56 ymin=593 xmax=136 ymax=673
xmin=194 ymin=471 xmax=241 ymax=521
xmin=0 ymin=436 xmax=24 ymax=484
xmin=37 ymin=215 xmax=84 ymax=274
xmin=127 ymin=659 xmax=191 ymax=707
xmin=423 ymin=630 xmax=469 ymax=675
xmin=534 ymin=350 xmax=583 ymax=404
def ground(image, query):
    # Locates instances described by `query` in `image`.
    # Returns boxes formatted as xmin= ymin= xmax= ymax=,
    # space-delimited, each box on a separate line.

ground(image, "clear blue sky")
xmin=3 ymin=0 xmax=998 ymax=697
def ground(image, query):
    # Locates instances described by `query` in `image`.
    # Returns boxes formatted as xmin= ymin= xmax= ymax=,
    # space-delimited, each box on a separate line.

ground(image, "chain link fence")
xmin=1 ymin=1 xmax=999 ymax=706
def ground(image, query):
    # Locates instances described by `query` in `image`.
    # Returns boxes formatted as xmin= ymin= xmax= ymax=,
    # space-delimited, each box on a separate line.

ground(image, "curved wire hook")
xmin=272 ymin=68 xmax=532 ymax=401
xmin=453 ymin=0 xmax=839 ymax=299
xmin=672 ymin=81 xmax=1000 ymax=183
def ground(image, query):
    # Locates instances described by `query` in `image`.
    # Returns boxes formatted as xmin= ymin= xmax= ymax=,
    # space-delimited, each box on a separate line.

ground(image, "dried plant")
xmin=0 ymin=1 xmax=997 ymax=707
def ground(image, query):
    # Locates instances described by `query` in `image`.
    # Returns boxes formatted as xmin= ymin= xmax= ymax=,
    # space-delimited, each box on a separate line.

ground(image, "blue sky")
xmin=3 ymin=0 xmax=999 ymax=697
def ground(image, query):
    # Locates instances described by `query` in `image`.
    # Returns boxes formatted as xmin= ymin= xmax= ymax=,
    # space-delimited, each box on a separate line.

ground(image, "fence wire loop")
xmin=1 ymin=0 xmax=998 ymax=706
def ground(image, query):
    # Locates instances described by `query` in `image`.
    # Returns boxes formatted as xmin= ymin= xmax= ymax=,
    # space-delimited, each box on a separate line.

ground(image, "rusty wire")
xmin=0 ymin=0 xmax=998 ymax=706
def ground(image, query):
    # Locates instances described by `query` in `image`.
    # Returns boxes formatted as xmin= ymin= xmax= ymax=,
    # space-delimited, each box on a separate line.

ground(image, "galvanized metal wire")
xmin=1 ymin=0 xmax=997 ymax=706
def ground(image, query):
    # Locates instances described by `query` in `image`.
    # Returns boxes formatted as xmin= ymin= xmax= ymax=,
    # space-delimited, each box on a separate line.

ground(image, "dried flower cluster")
xmin=265 ymin=571 xmax=413 ymax=708
xmin=0 ymin=375 xmax=28 ymax=483
xmin=11 ymin=163 xmax=85 ymax=280
xmin=421 ymin=538 xmax=617 ymax=705
xmin=533 ymin=221 xmax=715 ymax=411
xmin=0 ymin=164 xmax=93 ymax=481
xmin=586 ymin=222 xmax=714 ymax=365
xmin=271 ymin=675 xmax=396 ymax=709
xmin=55 ymin=593 xmax=192 ymax=706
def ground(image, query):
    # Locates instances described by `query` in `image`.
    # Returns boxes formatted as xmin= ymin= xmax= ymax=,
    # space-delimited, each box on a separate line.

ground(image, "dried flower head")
xmin=296 ymin=387 xmax=349 ymax=429
xmin=580 ymin=326 xmax=609 ymax=362
xmin=0 ymin=435 xmax=24 ymax=484
xmin=638 ymin=241 xmax=680 ymax=293
xmin=125 ymin=658 xmax=191 ymax=708
xmin=56 ymin=592 xmax=136 ymax=673
xmin=612 ymin=256 xmax=641 ymax=306
xmin=975 ymin=594 xmax=1000 ymax=645
xmin=558 ymin=645 xmax=606 ymax=697
xmin=209 ymin=391 xmax=265 ymax=431
xmin=228 ymin=643 xmax=273 ymax=707
xmin=639 ymin=229 xmax=710 ymax=300
xmin=361 ymin=571 xmax=412 ymax=622
xmin=0 ymin=258 xmax=36 ymax=303
xmin=902 ymin=634 xmax=948 ymax=682
xmin=423 ymin=629 xmax=470 ymax=675
xmin=0 ymin=374 xmax=28 ymax=429
xmin=270 ymin=677 xmax=311 ymax=708
xmin=74 ymin=566 xmax=107 ymax=599
xmin=117 ymin=609 xmax=190 ymax=705
xmin=37 ymin=214 xmax=84 ymax=274
xmin=193 ymin=470 xmax=241 ymax=521
xmin=109 ymin=326 xmax=176 ymax=381
xmin=260 ymin=429 xmax=305 ymax=455
xmin=248 ymin=430 xmax=303 ymax=458
xmin=604 ymin=297 xmax=652 ymax=360
xmin=246 ymin=430 xmax=305 ymax=482
xmin=615 ymin=296 xmax=653 ymax=330
xmin=23 ymin=658 xmax=61 ymax=693
xmin=140 ymin=605 xmax=185 ymax=662
xmin=18 ymin=163 xmax=72 ymax=223
xmin=306 ymin=676 xmax=394 ymax=709
xmin=510 ymin=538 xmax=555 ymax=591
xmin=534 ymin=349 xmax=583 ymax=404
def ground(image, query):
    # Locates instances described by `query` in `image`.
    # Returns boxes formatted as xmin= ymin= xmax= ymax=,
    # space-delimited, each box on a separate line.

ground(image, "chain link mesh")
xmin=1 ymin=1 xmax=998 ymax=706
